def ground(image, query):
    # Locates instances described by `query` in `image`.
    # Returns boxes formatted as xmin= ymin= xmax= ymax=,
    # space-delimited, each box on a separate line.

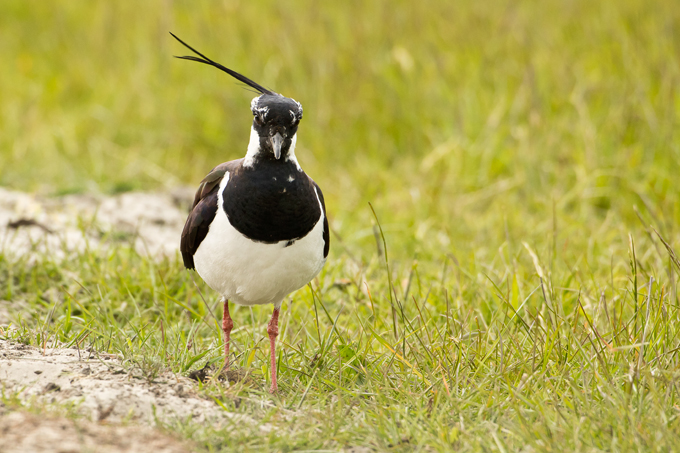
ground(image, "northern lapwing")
xmin=172 ymin=34 xmax=329 ymax=393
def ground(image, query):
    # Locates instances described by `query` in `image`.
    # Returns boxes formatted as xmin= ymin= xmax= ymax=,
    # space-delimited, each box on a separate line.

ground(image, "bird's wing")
xmin=180 ymin=159 xmax=244 ymax=269
xmin=312 ymin=180 xmax=330 ymax=259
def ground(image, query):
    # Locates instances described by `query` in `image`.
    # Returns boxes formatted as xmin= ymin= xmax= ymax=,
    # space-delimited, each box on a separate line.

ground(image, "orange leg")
xmin=222 ymin=299 xmax=234 ymax=369
xmin=267 ymin=308 xmax=280 ymax=393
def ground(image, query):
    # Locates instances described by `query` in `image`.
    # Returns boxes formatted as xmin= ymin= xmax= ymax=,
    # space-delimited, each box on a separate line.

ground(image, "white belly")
xmin=192 ymin=174 xmax=326 ymax=307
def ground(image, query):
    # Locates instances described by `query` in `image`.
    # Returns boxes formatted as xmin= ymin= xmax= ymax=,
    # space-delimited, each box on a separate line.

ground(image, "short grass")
xmin=2 ymin=0 xmax=680 ymax=451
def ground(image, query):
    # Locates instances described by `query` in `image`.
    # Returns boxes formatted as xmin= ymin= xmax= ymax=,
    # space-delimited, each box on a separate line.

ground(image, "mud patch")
xmin=0 ymin=339 xmax=261 ymax=428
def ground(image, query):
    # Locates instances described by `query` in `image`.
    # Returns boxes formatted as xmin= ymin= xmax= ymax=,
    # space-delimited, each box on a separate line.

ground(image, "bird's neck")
xmin=243 ymin=126 xmax=302 ymax=171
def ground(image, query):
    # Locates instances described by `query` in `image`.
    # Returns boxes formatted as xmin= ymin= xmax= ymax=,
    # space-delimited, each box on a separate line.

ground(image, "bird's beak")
xmin=270 ymin=132 xmax=284 ymax=159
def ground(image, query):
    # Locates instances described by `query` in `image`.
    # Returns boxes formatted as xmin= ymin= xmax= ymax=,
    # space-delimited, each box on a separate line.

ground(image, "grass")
xmin=2 ymin=0 xmax=680 ymax=451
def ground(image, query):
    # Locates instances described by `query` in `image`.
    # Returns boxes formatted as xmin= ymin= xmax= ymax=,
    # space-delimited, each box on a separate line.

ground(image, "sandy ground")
xmin=0 ymin=186 xmax=194 ymax=260
xmin=0 ymin=410 xmax=193 ymax=453
xmin=0 ymin=340 xmax=255 ymax=425
xmin=0 ymin=339 xmax=266 ymax=452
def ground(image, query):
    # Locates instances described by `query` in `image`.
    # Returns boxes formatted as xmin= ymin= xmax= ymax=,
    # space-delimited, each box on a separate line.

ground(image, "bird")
xmin=172 ymin=33 xmax=329 ymax=393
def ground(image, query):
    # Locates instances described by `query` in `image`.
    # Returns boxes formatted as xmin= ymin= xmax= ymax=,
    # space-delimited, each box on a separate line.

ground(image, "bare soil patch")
xmin=0 ymin=339 xmax=252 ymax=426
xmin=0 ymin=410 xmax=193 ymax=453
xmin=0 ymin=339 xmax=270 ymax=451
xmin=0 ymin=186 xmax=194 ymax=260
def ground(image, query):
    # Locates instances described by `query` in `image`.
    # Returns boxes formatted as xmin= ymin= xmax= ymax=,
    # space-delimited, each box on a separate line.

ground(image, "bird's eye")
xmin=254 ymin=115 xmax=264 ymax=126
xmin=290 ymin=111 xmax=300 ymax=126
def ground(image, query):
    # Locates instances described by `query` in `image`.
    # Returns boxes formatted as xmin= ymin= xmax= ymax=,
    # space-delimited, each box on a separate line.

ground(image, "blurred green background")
xmin=1 ymin=0 xmax=679 ymax=262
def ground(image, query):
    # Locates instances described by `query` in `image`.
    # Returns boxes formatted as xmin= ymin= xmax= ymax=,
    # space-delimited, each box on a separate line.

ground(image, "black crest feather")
xmin=170 ymin=32 xmax=275 ymax=96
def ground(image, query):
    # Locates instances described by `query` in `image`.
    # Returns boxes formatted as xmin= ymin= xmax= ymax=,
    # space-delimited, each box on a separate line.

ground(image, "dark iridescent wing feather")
xmin=312 ymin=181 xmax=330 ymax=258
xmin=180 ymin=159 xmax=243 ymax=269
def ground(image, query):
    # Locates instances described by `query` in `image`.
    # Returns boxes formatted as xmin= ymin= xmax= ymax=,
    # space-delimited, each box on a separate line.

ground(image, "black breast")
xmin=223 ymin=161 xmax=322 ymax=243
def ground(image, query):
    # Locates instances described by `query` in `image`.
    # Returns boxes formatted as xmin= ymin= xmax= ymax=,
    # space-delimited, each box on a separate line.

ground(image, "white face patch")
xmin=250 ymin=96 xmax=261 ymax=111
xmin=243 ymin=126 xmax=261 ymax=168
xmin=250 ymin=96 xmax=269 ymax=121
xmin=284 ymin=133 xmax=302 ymax=171
xmin=292 ymin=99 xmax=303 ymax=118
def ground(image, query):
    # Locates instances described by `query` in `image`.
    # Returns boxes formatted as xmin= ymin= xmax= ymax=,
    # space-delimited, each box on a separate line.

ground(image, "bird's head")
xmin=250 ymin=94 xmax=302 ymax=160
xmin=170 ymin=33 xmax=303 ymax=161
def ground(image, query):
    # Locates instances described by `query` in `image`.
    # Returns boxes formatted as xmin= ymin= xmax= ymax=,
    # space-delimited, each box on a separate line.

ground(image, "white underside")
xmin=193 ymin=172 xmax=327 ymax=308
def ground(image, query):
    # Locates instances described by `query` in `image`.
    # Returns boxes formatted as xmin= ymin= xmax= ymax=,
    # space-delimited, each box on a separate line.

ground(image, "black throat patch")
xmin=222 ymin=160 xmax=321 ymax=243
